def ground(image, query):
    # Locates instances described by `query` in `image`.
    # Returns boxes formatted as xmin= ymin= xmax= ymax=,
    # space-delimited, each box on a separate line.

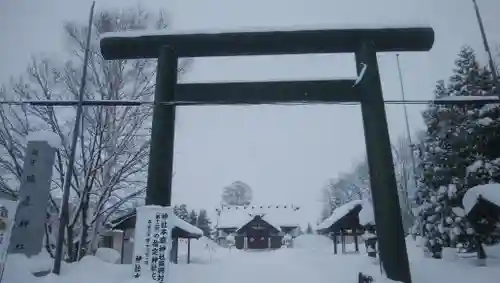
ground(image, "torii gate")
xmin=100 ymin=26 xmax=434 ymax=283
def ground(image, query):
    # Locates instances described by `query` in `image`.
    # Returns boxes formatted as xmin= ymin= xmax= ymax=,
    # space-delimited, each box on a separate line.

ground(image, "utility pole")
xmin=472 ymin=0 xmax=499 ymax=95
xmin=396 ymin=54 xmax=419 ymax=193
xmin=52 ymin=1 xmax=95 ymax=275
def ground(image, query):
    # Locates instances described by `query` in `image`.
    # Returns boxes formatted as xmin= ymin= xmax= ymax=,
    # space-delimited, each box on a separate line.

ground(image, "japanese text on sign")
xmin=157 ymin=212 xmax=169 ymax=283
xmin=133 ymin=255 xmax=142 ymax=278
xmin=132 ymin=206 xmax=173 ymax=283
xmin=151 ymin=213 xmax=160 ymax=281
xmin=145 ymin=220 xmax=152 ymax=266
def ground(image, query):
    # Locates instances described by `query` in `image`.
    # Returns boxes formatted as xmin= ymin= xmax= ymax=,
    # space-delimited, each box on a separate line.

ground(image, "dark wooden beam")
xmin=356 ymin=41 xmax=411 ymax=283
xmin=333 ymin=234 xmax=338 ymax=254
xmin=100 ymin=27 xmax=434 ymax=60
xmin=354 ymin=234 xmax=359 ymax=252
xmin=187 ymin=238 xmax=191 ymax=264
xmin=175 ymin=79 xmax=360 ymax=104
xmin=145 ymin=46 xmax=177 ymax=206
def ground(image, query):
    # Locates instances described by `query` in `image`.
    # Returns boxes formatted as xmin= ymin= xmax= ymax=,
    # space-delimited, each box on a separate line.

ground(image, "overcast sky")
xmin=1 ymin=0 xmax=499 ymax=226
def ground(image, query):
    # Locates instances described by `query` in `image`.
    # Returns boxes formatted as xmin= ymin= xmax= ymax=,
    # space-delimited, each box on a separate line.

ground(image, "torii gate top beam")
xmin=100 ymin=26 xmax=434 ymax=60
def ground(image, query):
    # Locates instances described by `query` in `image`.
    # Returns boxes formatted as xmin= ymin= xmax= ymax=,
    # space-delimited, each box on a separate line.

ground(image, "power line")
xmin=0 ymin=99 xmax=498 ymax=107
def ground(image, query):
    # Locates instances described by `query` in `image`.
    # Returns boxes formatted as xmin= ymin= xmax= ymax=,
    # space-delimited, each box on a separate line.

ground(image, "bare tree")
xmin=319 ymin=172 xmax=363 ymax=221
xmin=319 ymin=133 xmax=423 ymax=230
xmin=221 ymin=181 xmax=253 ymax=206
xmin=0 ymin=6 xmax=191 ymax=261
xmin=391 ymin=134 xmax=422 ymax=231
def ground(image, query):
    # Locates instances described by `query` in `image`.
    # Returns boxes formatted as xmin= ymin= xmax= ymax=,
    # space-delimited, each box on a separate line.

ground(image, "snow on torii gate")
xmin=100 ymin=25 xmax=434 ymax=283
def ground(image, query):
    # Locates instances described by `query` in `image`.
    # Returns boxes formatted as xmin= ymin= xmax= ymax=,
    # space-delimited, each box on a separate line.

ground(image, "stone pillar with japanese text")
xmin=8 ymin=141 xmax=57 ymax=256
xmin=133 ymin=206 xmax=174 ymax=283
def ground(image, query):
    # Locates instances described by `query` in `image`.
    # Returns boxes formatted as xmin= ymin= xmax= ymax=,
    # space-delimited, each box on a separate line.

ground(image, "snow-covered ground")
xmin=3 ymin=235 xmax=499 ymax=283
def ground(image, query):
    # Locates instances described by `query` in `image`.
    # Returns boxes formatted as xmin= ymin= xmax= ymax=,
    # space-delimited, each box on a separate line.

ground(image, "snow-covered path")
xmin=5 ymin=235 xmax=500 ymax=283
xmin=172 ymin=249 xmax=337 ymax=283
xmin=171 ymin=238 xmax=371 ymax=283
xmin=169 ymin=236 xmax=500 ymax=283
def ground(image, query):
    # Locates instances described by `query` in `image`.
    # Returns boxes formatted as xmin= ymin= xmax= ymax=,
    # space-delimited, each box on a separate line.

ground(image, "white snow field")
xmin=3 ymin=235 xmax=500 ymax=283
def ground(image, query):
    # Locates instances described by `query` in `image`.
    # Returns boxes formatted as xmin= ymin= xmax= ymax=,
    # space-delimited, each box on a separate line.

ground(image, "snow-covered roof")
xmin=173 ymin=215 xmax=203 ymax=236
xmin=359 ymin=201 xmax=375 ymax=226
xmin=216 ymin=204 xmax=300 ymax=230
xmin=316 ymin=200 xmax=362 ymax=230
xmin=101 ymin=22 xmax=431 ymax=39
xmin=237 ymin=215 xmax=282 ymax=232
xmin=26 ymin=130 xmax=61 ymax=149
xmin=316 ymin=199 xmax=374 ymax=230
xmin=110 ymin=209 xmax=203 ymax=236
xmin=463 ymin=184 xmax=500 ymax=214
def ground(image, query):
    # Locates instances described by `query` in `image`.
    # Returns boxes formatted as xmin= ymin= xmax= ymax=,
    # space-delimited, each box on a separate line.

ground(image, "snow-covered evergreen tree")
xmin=416 ymin=46 xmax=499 ymax=256
xmin=417 ymin=79 xmax=456 ymax=256
xmin=173 ymin=205 xmax=180 ymax=217
xmin=188 ymin=210 xmax=198 ymax=226
xmin=447 ymin=46 xmax=500 ymax=246
xmin=196 ymin=209 xmax=212 ymax=237
xmin=175 ymin=204 xmax=189 ymax=222
xmin=306 ymin=223 xmax=313 ymax=234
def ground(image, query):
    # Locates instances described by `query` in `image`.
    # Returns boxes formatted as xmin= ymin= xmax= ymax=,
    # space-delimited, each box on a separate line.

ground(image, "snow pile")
xmin=2 ymin=250 xmax=54 ymax=282
xmin=27 ymin=250 xmax=53 ymax=273
xmin=45 ymin=256 xmax=130 ymax=283
xmin=294 ymin=235 xmax=332 ymax=251
xmin=2 ymin=254 xmax=39 ymax=283
xmin=26 ymin=130 xmax=61 ymax=149
xmin=3 ymin=254 xmax=132 ymax=283
xmin=462 ymin=183 xmax=500 ymax=214
xmin=484 ymin=243 xmax=500 ymax=259
xmin=410 ymin=251 xmax=500 ymax=283
xmin=95 ymin=248 xmax=121 ymax=264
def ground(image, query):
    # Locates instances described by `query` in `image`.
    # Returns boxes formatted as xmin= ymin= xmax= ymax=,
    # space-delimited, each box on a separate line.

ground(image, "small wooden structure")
xmin=317 ymin=200 xmax=374 ymax=254
xmin=215 ymin=204 xmax=301 ymax=250
xmin=363 ymin=225 xmax=378 ymax=258
xmin=235 ymin=215 xmax=282 ymax=250
xmin=466 ymin=195 xmax=500 ymax=238
xmin=465 ymin=195 xmax=500 ymax=261
xmin=109 ymin=209 xmax=203 ymax=264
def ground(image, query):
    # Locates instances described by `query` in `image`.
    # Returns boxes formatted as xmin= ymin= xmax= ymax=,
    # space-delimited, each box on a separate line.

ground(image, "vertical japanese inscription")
xmin=151 ymin=213 xmax=160 ymax=281
xmin=144 ymin=220 xmax=152 ymax=267
xmin=8 ymin=141 xmax=57 ymax=256
xmin=157 ymin=212 xmax=169 ymax=283
xmin=133 ymin=255 xmax=142 ymax=278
